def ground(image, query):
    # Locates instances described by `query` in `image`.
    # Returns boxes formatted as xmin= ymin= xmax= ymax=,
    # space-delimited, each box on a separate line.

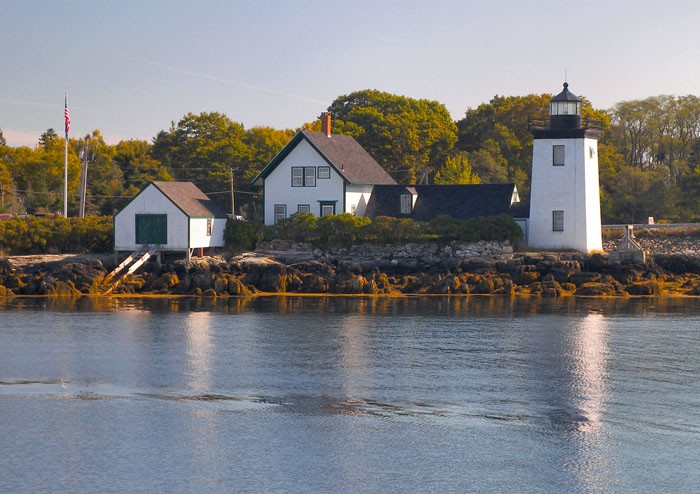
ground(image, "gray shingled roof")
xmin=152 ymin=181 xmax=227 ymax=218
xmin=252 ymin=130 xmax=396 ymax=185
xmin=365 ymin=184 xmax=520 ymax=221
xmin=302 ymin=131 xmax=396 ymax=184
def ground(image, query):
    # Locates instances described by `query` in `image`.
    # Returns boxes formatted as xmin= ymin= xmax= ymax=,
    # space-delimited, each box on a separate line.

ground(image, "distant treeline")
xmin=2 ymin=90 xmax=700 ymax=223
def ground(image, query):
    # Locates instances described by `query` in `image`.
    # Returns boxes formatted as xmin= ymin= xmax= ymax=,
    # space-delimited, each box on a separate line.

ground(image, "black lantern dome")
xmin=549 ymin=82 xmax=582 ymax=130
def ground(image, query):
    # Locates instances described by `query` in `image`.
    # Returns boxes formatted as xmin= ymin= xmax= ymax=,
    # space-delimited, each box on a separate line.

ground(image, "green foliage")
xmin=433 ymin=152 xmax=482 ymax=184
xmin=152 ymin=113 xmax=292 ymax=218
xmin=427 ymin=214 xmax=522 ymax=243
xmin=248 ymin=213 xmax=520 ymax=250
xmin=316 ymin=213 xmax=371 ymax=247
xmin=327 ymin=90 xmax=457 ymax=183
xmin=363 ymin=216 xmax=426 ymax=243
xmin=269 ymin=212 xmax=318 ymax=243
xmin=224 ymin=219 xmax=264 ymax=252
xmin=0 ymin=216 xmax=113 ymax=255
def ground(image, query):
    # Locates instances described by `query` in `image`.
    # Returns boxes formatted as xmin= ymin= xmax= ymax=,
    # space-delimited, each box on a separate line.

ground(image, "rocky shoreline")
xmin=2 ymin=237 xmax=700 ymax=298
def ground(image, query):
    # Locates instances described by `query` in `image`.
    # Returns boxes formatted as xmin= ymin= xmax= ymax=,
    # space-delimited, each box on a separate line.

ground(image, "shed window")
xmin=274 ymin=204 xmax=287 ymax=224
xmin=552 ymin=210 xmax=564 ymax=232
xmin=553 ymin=145 xmax=565 ymax=166
xmin=206 ymin=218 xmax=212 ymax=236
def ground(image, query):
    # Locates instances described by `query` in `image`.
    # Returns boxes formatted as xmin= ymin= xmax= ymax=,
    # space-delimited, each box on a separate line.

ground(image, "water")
xmin=1 ymin=296 xmax=700 ymax=493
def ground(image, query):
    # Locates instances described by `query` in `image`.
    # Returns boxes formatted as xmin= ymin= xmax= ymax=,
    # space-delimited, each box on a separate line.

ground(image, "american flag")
xmin=64 ymin=94 xmax=70 ymax=136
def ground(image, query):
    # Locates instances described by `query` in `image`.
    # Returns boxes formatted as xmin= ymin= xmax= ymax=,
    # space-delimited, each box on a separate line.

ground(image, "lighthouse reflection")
xmin=531 ymin=312 xmax=609 ymax=433
xmin=570 ymin=312 xmax=608 ymax=432
xmin=530 ymin=311 xmax=611 ymax=491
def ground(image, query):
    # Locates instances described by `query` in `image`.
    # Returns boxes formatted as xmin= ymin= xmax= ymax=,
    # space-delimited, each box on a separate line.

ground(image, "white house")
xmin=114 ymin=181 xmax=227 ymax=260
xmin=528 ymin=83 xmax=603 ymax=252
xmin=252 ymin=113 xmax=397 ymax=225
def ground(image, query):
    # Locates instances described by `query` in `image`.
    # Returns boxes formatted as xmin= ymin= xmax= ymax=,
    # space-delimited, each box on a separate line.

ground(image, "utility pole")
xmin=78 ymin=137 xmax=91 ymax=218
xmin=230 ymin=167 xmax=235 ymax=217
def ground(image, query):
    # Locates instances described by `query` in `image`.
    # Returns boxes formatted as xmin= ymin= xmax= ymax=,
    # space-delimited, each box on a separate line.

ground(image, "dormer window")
xmin=400 ymin=193 xmax=413 ymax=214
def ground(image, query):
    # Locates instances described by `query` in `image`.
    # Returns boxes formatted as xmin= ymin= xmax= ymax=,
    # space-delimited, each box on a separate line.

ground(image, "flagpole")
xmin=64 ymin=93 xmax=69 ymax=218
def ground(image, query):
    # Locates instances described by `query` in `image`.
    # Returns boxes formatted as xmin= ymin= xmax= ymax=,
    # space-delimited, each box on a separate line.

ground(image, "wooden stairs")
xmin=101 ymin=245 xmax=159 ymax=294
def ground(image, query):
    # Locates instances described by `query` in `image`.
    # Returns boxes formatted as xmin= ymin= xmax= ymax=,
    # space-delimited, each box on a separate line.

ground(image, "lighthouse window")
xmin=553 ymin=145 xmax=565 ymax=166
xmin=552 ymin=210 xmax=564 ymax=232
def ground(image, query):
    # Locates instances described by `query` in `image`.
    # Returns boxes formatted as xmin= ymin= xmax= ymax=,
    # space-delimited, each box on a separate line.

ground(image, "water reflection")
xmin=529 ymin=311 xmax=611 ymax=491
xmin=184 ymin=312 xmax=213 ymax=392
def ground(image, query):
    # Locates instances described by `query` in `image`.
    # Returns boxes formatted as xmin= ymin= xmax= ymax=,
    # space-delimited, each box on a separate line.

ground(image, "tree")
xmin=39 ymin=128 xmax=60 ymax=150
xmin=0 ymin=129 xmax=6 ymax=147
xmin=433 ymin=152 xmax=481 ymax=184
xmin=113 ymin=139 xmax=171 ymax=194
xmin=326 ymin=90 xmax=458 ymax=183
xmin=457 ymin=93 xmax=611 ymax=207
xmin=5 ymin=141 xmax=81 ymax=214
xmin=152 ymin=112 xmax=251 ymax=212
xmin=243 ymin=126 xmax=294 ymax=181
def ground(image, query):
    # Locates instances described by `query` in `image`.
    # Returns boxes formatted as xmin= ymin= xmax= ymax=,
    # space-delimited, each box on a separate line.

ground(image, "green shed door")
xmin=135 ymin=214 xmax=167 ymax=244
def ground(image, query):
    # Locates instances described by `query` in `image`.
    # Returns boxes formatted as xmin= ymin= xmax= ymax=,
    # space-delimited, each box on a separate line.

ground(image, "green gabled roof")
xmin=252 ymin=130 xmax=396 ymax=186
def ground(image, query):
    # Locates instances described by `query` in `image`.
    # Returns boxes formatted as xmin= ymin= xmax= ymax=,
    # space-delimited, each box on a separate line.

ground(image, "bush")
xmin=363 ymin=216 xmax=426 ymax=244
xmin=428 ymin=214 xmax=522 ymax=243
xmin=0 ymin=216 xmax=113 ymax=255
xmin=316 ymin=213 xmax=370 ymax=247
xmin=230 ymin=213 xmax=523 ymax=251
xmin=269 ymin=212 xmax=318 ymax=243
xmin=224 ymin=219 xmax=264 ymax=252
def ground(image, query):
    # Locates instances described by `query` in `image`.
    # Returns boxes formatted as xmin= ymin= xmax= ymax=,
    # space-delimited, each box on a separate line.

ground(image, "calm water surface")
xmin=1 ymin=296 xmax=700 ymax=493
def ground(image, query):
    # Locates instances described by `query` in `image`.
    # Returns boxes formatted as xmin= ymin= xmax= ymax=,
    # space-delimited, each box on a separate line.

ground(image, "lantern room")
xmin=549 ymin=82 xmax=582 ymax=130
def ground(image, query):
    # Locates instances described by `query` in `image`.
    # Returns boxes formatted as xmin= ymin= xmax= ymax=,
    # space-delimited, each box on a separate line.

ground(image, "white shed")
xmin=114 ymin=181 xmax=227 ymax=260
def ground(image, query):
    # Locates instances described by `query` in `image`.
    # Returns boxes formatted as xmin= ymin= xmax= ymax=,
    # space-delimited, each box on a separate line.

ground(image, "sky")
xmin=2 ymin=0 xmax=700 ymax=147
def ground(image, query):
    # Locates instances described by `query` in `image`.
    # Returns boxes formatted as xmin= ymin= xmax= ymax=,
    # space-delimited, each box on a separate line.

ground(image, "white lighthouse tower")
xmin=528 ymin=83 xmax=602 ymax=252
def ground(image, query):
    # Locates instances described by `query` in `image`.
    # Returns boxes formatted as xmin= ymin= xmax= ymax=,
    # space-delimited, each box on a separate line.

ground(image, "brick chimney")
xmin=320 ymin=112 xmax=331 ymax=137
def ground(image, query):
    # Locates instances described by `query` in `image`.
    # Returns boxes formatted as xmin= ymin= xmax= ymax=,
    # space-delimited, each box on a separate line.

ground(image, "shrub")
xmin=270 ymin=212 xmax=318 ymax=243
xmin=224 ymin=219 xmax=264 ymax=252
xmin=364 ymin=216 xmax=426 ymax=244
xmin=428 ymin=214 xmax=522 ymax=243
xmin=316 ymin=213 xmax=370 ymax=247
xmin=0 ymin=216 xmax=113 ymax=255
xmin=244 ymin=213 xmax=523 ymax=250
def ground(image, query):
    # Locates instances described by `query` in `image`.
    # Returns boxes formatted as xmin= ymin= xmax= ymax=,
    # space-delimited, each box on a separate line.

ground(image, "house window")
xmin=297 ymin=204 xmax=311 ymax=214
xmin=318 ymin=166 xmax=331 ymax=179
xmin=274 ymin=204 xmax=287 ymax=224
xmin=292 ymin=166 xmax=316 ymax=186
xmin=552 ymin=210 xmax=564 ymax=232
xmin=400 ymin=194 xmax=413 ymax=214
xmin=553 ymin=145 xmax=565 ymax=166
xmin=292 ymin=167 xmax=304 ymax=186
xmin=319 ymin=201 xmax=336 ymax=217
xmin=206 ymin=218 xmax=212 ymax=236
xmin=305 ymin=167 xmax=316 ymax=187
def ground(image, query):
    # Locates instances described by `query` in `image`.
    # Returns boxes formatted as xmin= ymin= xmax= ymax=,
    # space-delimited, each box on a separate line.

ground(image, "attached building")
xmin=252 ymin=113 xmax=396 ymax=224
xmin=114 ymin=181 xmax=227 ymax=260
xmin=365 ymin=183 xmax=522 ymax=221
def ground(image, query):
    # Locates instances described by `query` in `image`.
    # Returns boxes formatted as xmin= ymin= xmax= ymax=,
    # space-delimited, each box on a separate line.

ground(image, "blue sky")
xmin=2 ymin=0 xmax=699 ymax=146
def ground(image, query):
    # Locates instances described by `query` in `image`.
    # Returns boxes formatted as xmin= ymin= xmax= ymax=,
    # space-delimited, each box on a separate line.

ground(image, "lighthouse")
xmin=527 ymin=83 xmax=602 ymax=252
